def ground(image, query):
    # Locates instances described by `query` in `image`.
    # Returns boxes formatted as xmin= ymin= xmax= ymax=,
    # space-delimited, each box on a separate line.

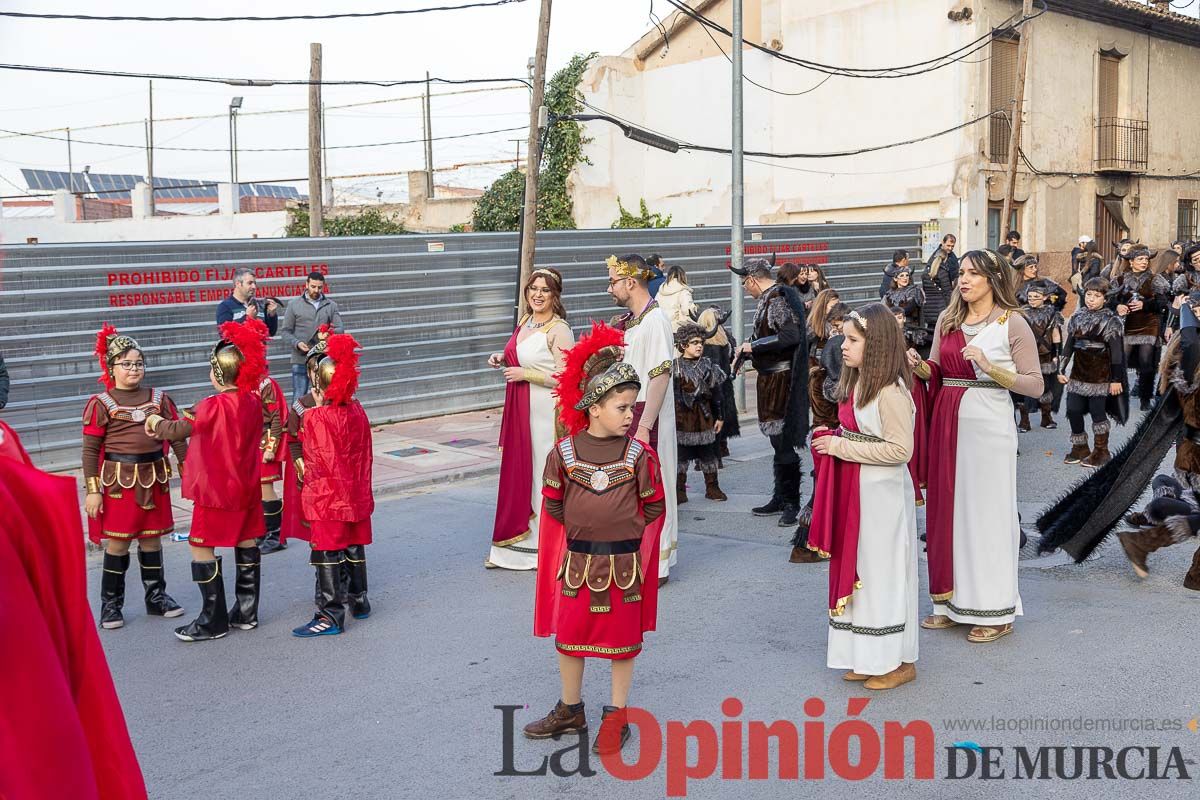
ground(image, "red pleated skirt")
xmin=86 ymin=483 xmax=175 ymax=543
xmin=188 ymin=504 xmax=265 ymax=548
xmin=309 ymin=518 xmax=372 ymax=550
xmin=554 ymin=584 xmax=644 ymax=660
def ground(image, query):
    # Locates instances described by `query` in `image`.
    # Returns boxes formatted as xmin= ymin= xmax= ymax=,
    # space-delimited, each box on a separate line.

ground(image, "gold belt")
xmin=943 ymin=378 xmax=1003 ymax=390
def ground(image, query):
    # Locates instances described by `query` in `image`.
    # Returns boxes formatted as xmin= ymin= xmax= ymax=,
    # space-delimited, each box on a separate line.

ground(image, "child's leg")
xmin=1065 ymin=392 xmax=1086 ymax=434
xmin=136 ymin=534 xmax=183 ymax=618
xmin=610 ymin=658 xmax=634 ymax=707
xmin=558 ymin=652 xmax=585 ymax=705
xmin=261 ymin=482 xmax=278 ymax=502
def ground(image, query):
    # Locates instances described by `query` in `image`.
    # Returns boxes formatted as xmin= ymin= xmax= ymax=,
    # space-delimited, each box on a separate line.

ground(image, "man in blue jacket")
xmin=215 ymin=267 xmax=279 ymax=335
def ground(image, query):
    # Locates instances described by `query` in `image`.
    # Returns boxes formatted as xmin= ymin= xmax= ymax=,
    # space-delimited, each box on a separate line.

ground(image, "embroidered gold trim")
xmin=623 ymin=593 xmax=641 ymax=603
xmin=590 ymin=605 xmax=612 ymax=613
xmin=838 ymin=428 xmax=885 ymax=444
xmin=563 ymin=552 xmax=589 ymax=591
xmin=648 ymin=360 xmax=672 ymax=379
xmin=544 ymin=477 xmax=562 ymax=489
xmin=492 ymin=529 xmax=531 ymax=547
xmin=613 ymin=560 xmax=638 ymax=590
xmin=555 ymin=641 xmax=642 ymax=655
xmin=930 ymin=590 xmax=954 ymax=602
xmin=639 ymin=488 xmax=654 ymax=498
xmin=942 ymin=378 xmax=1002 ymax=390
xmin=101 ymin=526 xmax=174 ymax=539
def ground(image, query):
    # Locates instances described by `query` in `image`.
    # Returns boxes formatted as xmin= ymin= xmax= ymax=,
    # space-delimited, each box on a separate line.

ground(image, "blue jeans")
xmin=291 ymin=364 xmax=311 ymax=403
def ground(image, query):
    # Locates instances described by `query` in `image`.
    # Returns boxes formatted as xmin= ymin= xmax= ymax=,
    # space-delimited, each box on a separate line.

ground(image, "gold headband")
xmin=849 ymin=310 xmax=868 ymax=329
xmin=606 ymin=255 xmax=653 ymax=282
xmin=530 ymin=268 xmax=560 ymax=286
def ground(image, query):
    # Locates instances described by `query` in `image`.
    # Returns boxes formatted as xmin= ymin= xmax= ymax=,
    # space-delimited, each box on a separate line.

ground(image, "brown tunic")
xmin=82 ymin=387 xmax=186 ymax=506
xmin=287 ymin=394 xmax=316 ymax=464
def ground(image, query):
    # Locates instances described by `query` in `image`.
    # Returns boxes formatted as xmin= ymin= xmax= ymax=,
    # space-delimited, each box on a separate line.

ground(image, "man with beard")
xmin=731 ymin=257 xmax=809 ymax=529
xmin=607 ymin=254 xmax=678 ymax=585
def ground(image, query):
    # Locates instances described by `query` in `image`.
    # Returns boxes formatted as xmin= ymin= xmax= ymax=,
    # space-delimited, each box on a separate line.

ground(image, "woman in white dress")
xmin=809 ymin=303 xmax=918 ymax=690
xmin=916 ymin=250 xmax=1043 ymax=643
xmin=486 ymin=268 xmax=573 ymax=570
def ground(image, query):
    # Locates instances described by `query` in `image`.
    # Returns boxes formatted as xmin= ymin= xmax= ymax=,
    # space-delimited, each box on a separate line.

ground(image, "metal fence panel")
xmin=0 ymin=222 xmax=921 ymax=469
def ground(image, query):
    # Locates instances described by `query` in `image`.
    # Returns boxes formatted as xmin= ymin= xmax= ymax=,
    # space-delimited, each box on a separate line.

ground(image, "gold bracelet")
xmin=983 ymin=365 xmax=1018 ymax=390
xmin=523 ymin=367 xmax=546 ymax=387
xmin=85 ymin=476 xmax=102 ymax=494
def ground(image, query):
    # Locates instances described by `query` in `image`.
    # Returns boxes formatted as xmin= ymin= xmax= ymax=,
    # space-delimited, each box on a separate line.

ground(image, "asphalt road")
xmin=92 ymin=411 xmax=1200 ymax=799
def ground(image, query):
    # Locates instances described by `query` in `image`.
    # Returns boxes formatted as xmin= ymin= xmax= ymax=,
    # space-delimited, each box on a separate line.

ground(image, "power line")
xmin=0 ymin=124 xmax=526 ymax=153
xmin=661 ymin=0 xmax=1046 ymax=77
xmin=0 ymin=62 xmax=531 ymax=89
xmin=0 ymin=0 xmax=527 ymax=23
xmin=690 ymin=7 xmax=834 ymax=97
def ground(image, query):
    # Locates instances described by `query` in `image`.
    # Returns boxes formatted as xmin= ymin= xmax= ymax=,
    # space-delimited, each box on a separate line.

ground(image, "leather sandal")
xmin=920 ymin=614 xmax=958 ymax=630
xmin=967 ymin=624 xmax=1013 ymax=643
xmin=864 ymin=662 xmax=916 ymax=691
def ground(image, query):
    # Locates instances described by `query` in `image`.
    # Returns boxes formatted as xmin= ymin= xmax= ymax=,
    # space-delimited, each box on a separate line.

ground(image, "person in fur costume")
xmin=1057 ymin=278 xmax=1127 ymax=467
xmin=1109 ymin=244 xmax=1170 ymax=411
xmin=672 ymin=322 xmax=728 ymax=503
xmin=1117 ymin=474 xmax=1200 ymax=591
xmin=882 ymin=266 xmax=927 ymax=352
xmin=695 ymin=305 xmax=740 ymax=456
xmin=1018 ymin=279 xmax=1065 ymax=432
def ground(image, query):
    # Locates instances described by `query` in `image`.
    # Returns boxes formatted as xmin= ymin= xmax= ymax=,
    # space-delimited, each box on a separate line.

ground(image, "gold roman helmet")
xmin=210 ymin=341 xmax=244 ymax=387
xmin=305 ymin=339 xmax=334 ymax=390
xmin=105 ymin=334 xmax=141 ymax=379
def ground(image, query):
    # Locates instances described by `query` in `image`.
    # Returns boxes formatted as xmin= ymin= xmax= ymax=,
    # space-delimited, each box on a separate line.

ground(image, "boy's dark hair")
xmin=1084 ymin=277 xmax=1111 ymax=295
xmin=892 ymin=249 xmax=909 ymax=263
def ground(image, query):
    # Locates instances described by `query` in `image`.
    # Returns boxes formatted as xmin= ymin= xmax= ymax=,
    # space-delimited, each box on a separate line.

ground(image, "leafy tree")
xmin=472 ymin=52 xmax=596 ymax=232
xmin=610 ymin=197 xmax=672 ymax=229
xmin=287 ymin=207 xmax=409 ymax=237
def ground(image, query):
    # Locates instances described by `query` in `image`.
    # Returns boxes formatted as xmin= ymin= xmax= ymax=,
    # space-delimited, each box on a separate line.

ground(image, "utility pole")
xmin=516 ymin=0 xmax=552 ymax=320
xmin=730 ymin=0 xmax=746 ymax=409
xmin=1000 ymin=0 xmax=1033 ymax=243
xmin=146 ymin=80 xmax=155 ymax=216
xmin=66 ymin=127 xmax=73 ymax=194
xmin=423 ymin=71 xmax=435 ymax=198
xmin=308 ymin=42 xmax=324 ymax=237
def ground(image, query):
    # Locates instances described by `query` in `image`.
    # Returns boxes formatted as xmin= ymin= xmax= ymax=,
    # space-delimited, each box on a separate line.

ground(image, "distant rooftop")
xmin=21 ymin=169 xmax=303 ymax=201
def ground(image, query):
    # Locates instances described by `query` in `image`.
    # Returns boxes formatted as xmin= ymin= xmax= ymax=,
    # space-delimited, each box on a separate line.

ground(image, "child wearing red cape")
xmin=145 ymin=319 xmax=269 ymax=642
xmin=525 ymin=322 xmax=666 ymax=756
xmin=290 ymin=333 xmax=374 ymax=637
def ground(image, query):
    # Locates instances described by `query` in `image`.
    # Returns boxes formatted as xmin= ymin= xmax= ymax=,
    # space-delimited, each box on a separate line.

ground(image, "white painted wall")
xmin=0 ymin=208 xmax=289 ymax=244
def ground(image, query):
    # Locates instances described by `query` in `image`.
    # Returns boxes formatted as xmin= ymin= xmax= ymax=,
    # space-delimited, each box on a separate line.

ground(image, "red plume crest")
xmin=553 ymin=321 xmax=625 ymax=435
xmin=217 ymin=319 xmax=269 ymax=393
xmin=94 ymin=322 xmax=118 ymax=390
xmin=323 ymin=333 xmax=362 ymax=405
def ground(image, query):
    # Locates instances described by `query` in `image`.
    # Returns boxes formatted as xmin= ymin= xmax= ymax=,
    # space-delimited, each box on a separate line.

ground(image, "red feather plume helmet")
xmin=212 ymin=318 xmax=269 ymax=393
xmin=320 ymin=333 xmax=362 ymax=406
xmin=552 ymin=321 xmax=640 ymax=435
xmin=94 ymin=322 xmax=142 ymax=391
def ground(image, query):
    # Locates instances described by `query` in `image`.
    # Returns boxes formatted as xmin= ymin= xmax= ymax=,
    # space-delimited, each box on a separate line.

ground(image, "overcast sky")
xmin=0 ymin=0 xmax=679 ymax=203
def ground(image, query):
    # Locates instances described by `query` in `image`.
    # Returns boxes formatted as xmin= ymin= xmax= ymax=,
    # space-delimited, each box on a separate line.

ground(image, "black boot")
xmin=1137 ymin=371 xmax=1155 ymax=412
xmin=293 ymin=550 xmax=346 ymax=637
xmin=228 ymin=546 xmax=262 ymax=630
xmin=778 ymin=462 xmax=801 ymax=527
xmin=174 ymin=558 xmax=230 ymax=642
xmin=137 ymin=548 xmax=183 ymax=619
xmin=752 ymin=464 xmax=785 ymax=516
xmin=259 ymin=499 xmax=286 ymax=554
xmin=345 ymin=544 xmax=371 ymax=620
xmin=99 ymin=551 xmax=129 ymax=630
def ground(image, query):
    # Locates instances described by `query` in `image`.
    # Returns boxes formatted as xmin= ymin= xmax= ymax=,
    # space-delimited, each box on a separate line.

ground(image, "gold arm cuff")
xmin=983 ymin=365 xmax=1018 ymax=390
xmin=86 ymin=476 xmax=102 ymax=494
xmin=648 ymin=360 xmax=672 ymax=378
xmin=523 ymin=367 xmax=548 ymax=387
xmin=294 ymin=458 xmax=306 ymax=479
xmin=914 ymin=361 xmax=931 ymax=380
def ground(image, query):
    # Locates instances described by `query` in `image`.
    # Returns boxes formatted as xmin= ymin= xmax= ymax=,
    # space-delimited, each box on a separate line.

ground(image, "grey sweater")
xmin=280 ymin=294 xmax=345 ymax=365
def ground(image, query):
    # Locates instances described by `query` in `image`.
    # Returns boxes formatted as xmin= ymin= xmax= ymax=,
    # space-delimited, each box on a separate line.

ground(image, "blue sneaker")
xmin=292 ymin=614 xmax=342 ymax=637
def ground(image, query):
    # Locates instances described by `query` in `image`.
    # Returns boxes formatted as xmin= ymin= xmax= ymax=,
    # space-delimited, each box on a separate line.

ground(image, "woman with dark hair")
xmin=883 ymin=266 xmax=927 ymax=351
xmin=485 ymin=268 xmax=574 ymax=571
xmin=1110 ymin=244 xmax=1170 ymax=410
xmin=780 ymin=261 xmax=822 ymax=309
xmin=921 ymin=235 xmax=958 ymax=339
xmin=916 ymin=250 xmax=1044 ymax=644
xmin=645 ymin=253 xmax=667 ymax=297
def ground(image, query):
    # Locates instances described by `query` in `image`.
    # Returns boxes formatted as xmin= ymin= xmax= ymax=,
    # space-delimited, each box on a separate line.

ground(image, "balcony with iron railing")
xmin=1095 ymin=118 xmax=1148 ymax=173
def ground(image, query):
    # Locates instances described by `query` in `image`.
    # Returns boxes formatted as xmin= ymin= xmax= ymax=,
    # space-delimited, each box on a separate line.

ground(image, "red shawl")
xmin=808 ymin=397 xmax=866 ymax=615
xmin=491 ymin=325 xmax=535 ymax=546
xmin=924 ymin=329 xmax=973 ymax=601
xmin=0 ymin=439 xmax=147 ymax=800
xmin=534 ymin=446 xmax=665 ymax=638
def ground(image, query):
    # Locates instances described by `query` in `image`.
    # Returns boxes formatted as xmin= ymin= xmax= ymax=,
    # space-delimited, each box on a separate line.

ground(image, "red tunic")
xmin=300 ymin=400 xmax=374 ymax=549
xmin=167 ymin=390 xmax=265 ymax=547
xmin=0 ymin=433 xmax=147 ymax=800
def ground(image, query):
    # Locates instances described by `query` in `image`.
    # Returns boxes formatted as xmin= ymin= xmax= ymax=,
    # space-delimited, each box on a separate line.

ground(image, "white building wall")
xmin=0 ymin=209 xmax=289 ymax=244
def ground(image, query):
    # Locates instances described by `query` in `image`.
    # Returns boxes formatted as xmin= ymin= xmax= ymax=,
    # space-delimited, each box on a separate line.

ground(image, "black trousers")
xmin=1024 ymin=374 xmax=1063 ymax=413
xmin=1065 ymin=392 xmax=1106 ymax=435
xmin=1125 ymin=343 xmax=1158 ymax=399
xmin=769 ymin=433 xmax=800 ymax=466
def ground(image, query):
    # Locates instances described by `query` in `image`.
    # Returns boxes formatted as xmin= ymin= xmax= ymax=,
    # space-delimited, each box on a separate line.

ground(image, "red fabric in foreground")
xmin=491 ymin=325 xmax=534 ymax=545
xmin=924 ymin=331 xmax=973 ymax=600
xmin=808 ymin=399 xmax=864 ymax=614
xmin=0 ymin=434 xmax=147 ymax=800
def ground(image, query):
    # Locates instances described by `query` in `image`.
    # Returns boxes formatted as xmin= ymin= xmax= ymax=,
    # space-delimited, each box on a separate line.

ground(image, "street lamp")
xmin=229 ymin=96 xmax=243 ymax=190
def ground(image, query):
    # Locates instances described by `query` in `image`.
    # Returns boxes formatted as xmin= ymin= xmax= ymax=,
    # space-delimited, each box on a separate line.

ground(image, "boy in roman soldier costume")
xmin=289 ymin=333 xmax=374 ymax=637
xmin=257 ymin=366 xmax=288 ymax=555
xmin=672 ymin=321 xmax=727 ymax=502
xmin=1110 ymin=244 xmax=1169 ymax=411
xmin=279 ymin=325 xmax=333 ymax=546
xmin=145 ymin=319 xmax=269 ymax=642
xmin=526 ymin=322 xmax=666 ymax=755
xmin=83 ymin=325 xmax=188 ymax=630
xmin=731 ymin=256 xmax=809 ymax=531
xmin=1057 ymin=278 xmax=1127 ymax=467
xmin=1018 ymin=279 xmax=1064 ymax=432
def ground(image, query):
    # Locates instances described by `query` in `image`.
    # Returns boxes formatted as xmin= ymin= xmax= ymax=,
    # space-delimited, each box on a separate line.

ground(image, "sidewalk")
xmin=71 ymin=392 xmax=761 ymax=541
